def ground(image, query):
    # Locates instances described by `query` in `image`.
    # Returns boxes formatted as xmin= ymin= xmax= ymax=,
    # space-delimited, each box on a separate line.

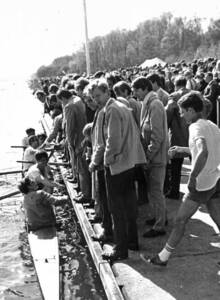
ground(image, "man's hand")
xmin=168 ymin=146 xmax=179 ymax=159
xmin=89 ymin=162 xmax=97 ymax=173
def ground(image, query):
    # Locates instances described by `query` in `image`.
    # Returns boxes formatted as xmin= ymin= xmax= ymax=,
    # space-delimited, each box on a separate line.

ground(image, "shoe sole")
xmin=140 ymin=253 xmax=167 ymax=267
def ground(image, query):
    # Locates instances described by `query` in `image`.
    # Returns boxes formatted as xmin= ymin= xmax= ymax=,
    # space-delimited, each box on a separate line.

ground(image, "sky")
xmin=0 ymin=0 xmax=220 ymax=79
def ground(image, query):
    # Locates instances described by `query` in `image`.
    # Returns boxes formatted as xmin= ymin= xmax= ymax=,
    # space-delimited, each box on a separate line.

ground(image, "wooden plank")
xmin=28 ymin=226 xmax=60 ymax=300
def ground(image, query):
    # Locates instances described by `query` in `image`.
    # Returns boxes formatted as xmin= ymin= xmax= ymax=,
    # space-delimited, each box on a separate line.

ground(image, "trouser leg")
xmin=147 ymin=165 xmax=166 ymax=231
xmin=77 ymin=153 xmax=91 ymax=198
xmin=170 ymin=158 xmax=184 ymax=195
xmin=105 ymin=167 xmax=137 ymax=254
xmin=97 ymin=169 xmax=112 ymax=235
xmin=68 ymin=145 xmax=76 ymax=178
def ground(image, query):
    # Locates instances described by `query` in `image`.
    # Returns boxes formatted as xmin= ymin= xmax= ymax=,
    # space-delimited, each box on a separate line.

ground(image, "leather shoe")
xmin=142 ymin=228 xmax=166 ymax=238
xmin=74 ymin=195 xmax=91 ymax=204
xmin=89 ymin=215 xmax=102 ymax=223
xmin=140 ymin=253 xmax=168 ymax=266
xmin=91 ymin=233 xmax=113 ymax=243
xmin=102 ymin=250 xmax=128 ymax=262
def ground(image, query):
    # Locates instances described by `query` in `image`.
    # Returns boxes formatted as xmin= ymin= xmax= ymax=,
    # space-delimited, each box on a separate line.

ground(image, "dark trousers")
xmin=165 ymin=158 xmax=184 ymax=195
xmin=134 ymin=166 xmax=148 ymax=205
xmin=97 ymin=169 xmax=113 ymax=236
xmin=105 ymin=167 xmax=138 ymax=255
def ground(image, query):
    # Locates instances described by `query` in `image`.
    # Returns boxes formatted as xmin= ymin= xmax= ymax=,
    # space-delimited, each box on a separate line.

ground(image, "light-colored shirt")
xmin=21 ymin=136 xmax=29 ymax=148
xmin=23 ymin=146 xmax=37 ymax=171
xmin=189 ymin=119 xmax=220 ymax=191
xmin=27 ymin=164 xmax=53 ymax=193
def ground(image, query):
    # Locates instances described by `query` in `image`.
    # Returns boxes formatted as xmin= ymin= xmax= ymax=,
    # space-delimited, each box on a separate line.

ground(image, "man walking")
xmin=142 ymin=92 xmax=220 ymax=266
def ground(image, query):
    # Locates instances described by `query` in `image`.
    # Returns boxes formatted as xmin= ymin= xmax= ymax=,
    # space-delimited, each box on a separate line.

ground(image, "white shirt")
xmin=189 ymin=119 xmax=220 ymax=191
xmin=23 ymin=146 xmax=37 ymax=171
xmin=21 ymin=136 xmax=29 ymax=147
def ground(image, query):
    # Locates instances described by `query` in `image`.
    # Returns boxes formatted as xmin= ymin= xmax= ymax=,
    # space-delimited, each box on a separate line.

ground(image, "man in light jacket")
xmin=132 ymin=77 xmax=169 ymax=238
xmin=89 ymin=80 xmax=146 ymax=262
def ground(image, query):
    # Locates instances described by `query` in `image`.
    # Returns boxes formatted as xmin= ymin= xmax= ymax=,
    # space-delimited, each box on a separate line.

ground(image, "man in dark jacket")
xmin=164 ymin=76 xmax=189 ymax=199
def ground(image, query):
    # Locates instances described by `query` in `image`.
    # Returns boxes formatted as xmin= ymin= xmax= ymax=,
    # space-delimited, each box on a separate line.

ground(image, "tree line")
xmin=34 ymin=13 xmax=220 ymax=78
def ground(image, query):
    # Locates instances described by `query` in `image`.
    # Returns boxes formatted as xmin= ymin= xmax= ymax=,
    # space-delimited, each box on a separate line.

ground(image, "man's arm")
xmin=146 ymin=102 xmax=166 ymax=161
xmin=105 ymin=106 xmax=122 ymax=166
xmin=89 ymin=110 xmax=105 ymax=171
xmin=65 ymin=104 xmax=76 ymax=148
xmin=41 ymin=115 xmax=62 ymax=146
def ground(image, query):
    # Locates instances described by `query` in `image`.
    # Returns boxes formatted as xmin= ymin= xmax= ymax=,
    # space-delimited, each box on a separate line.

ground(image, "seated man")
xmin=27 ymin=150 xmax=64 ymax=194
xmin=23 ymin=135 xmax=39 ymax=172
xmin=18 ymin=177 xmax=67 ymax=231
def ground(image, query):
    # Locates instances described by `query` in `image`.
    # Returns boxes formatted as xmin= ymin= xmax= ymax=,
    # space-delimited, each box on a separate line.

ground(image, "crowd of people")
xmin=18 ymin=56 xmax=220 ymax=265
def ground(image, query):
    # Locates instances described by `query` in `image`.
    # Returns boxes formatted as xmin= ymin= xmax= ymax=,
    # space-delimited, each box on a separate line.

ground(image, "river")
xmin=0 ymin=79 xmax=106 ymax=299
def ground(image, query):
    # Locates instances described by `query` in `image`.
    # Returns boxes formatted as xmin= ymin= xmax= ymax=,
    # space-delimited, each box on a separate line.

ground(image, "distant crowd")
xmin=19 ymin=56 xmax=220 ymax=264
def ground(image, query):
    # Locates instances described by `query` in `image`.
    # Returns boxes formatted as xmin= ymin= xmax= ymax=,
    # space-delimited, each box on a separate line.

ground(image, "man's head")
xmin=174 ymin=75 xmax=187 ymax=91
xmin=28 ymin=135 xmax=39 ymax=149
xmin=131 ymin=77 xmax=153 ymax=101
xmin=87 ymin=80 xmax=110 ymax=108
xmin=26 ymin=128 xmax=35 ymax=137
xmin=105 ymin=73 xmax=117 ymax=90
xmin=82 ymin=122 xmax=93 ymax=141
xmin=37 ymin=133 xmax=47 ymax=146
xmin=178 ymin=92 xmax=204 ymax=124
xmin=146 ymin=73 xmax=161 ymax=91
xmin=35 ymin=90 xmax=46 ymax=103
xmin=83 ymin=86 xmax=98 ymax=111
xmin=75 ymin=77 xmax=90 ymax=98
xmin=48 ymin=84 xmax=59 ymax=94
xmin=35 ymin=150 xmax=49 ymax=168
xmin=113 ymin=81 xmax=132 ymax=99
xmin=18 ymin=177 xmax=38 ymax=194
xmin=56 ymin=88 xmax=72 ymax=106
xmin=205 ymin=72 xmax=213 ymax=84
